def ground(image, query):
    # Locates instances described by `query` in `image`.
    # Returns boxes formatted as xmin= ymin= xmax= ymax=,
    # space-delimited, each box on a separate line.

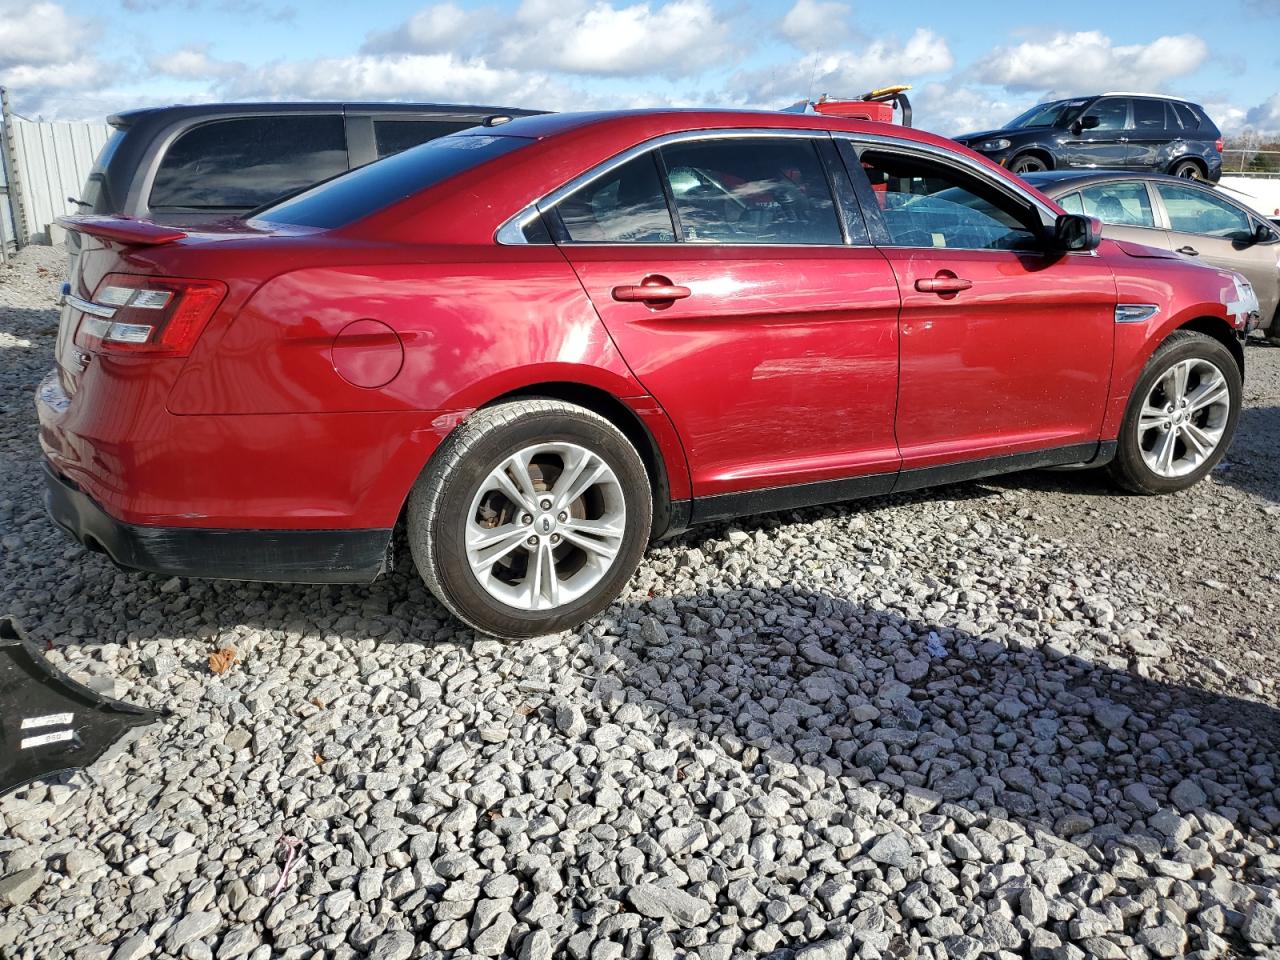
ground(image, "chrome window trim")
xmin=496 ymin=127 xmax=835 ymax=246
xmin=496 ymin=205 xmax=542 ymax=245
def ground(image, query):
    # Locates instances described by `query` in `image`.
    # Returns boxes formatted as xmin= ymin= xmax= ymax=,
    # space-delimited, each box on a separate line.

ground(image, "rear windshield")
xmin=255 ymin=133 xmax=531 ymax=229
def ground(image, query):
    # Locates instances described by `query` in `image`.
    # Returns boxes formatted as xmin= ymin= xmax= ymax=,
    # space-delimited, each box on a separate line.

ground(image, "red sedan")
xmin=40 ymin=110 xmax=1258 ymax=638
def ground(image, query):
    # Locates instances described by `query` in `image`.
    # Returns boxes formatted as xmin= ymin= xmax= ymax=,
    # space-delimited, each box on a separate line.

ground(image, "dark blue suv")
xmin=954 ymin=93 xmax=1223 ymax=182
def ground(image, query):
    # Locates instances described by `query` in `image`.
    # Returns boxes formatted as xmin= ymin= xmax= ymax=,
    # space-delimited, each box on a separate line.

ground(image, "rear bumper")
xmin=42 ymin=461 xmax=392 ymax=584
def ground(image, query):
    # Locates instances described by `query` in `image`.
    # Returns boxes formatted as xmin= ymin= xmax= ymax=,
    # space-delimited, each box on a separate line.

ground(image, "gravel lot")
xmin=1 ymin=244 xmax=1278 ymax=960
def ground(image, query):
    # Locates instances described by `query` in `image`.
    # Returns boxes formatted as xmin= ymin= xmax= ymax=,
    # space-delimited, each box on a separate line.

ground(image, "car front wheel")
xmin=1109 ymin=331 xmax=1241 ymax=494
xmin=1009 ymin=154 xmax=1048 ymax=174
xmin=407 ymin=399 xmax=652 ymax=639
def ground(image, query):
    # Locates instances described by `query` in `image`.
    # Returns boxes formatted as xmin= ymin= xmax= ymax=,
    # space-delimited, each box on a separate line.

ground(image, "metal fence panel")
xmin=0 ymin=139 xmax=15 ymax=255
xmin=6 ymin=117 xmax=112 ymax=244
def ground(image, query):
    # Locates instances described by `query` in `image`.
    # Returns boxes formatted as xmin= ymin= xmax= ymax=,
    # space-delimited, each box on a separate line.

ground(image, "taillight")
xmin=75 ymin=274 xmax=227 ymax=357
xmin=1215 ymin=138 xmax=1224 ymax=153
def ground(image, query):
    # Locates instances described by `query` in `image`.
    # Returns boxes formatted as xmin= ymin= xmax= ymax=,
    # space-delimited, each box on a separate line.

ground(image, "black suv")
xmin=953 ymin=94 xmax=1222 ymax=182
xmin=79 ymin=101 xmax=544 ymax=224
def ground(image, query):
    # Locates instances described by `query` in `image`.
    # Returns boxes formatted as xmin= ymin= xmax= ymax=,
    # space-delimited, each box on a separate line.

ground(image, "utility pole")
xmin=0 ymin=87 xmax=29 ymax=257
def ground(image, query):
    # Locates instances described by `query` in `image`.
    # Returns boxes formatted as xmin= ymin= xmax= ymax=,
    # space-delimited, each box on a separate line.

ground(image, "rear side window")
xmin=374 ymin=119 xmax=479 ymax=158
xmin=150 ymin=115 xmax=348 ymax=210
xmin=1171 ymin=102 xmax=1201 ymax=131
xmin=1132 ymin=99 xmax=1167 ymax=131
xmin=1078 ymin=181 xmax=1156 ymax=227
xmin=554 ymin=153 xmax=676 ymax=243
xmin=257 ymin=133 xmax=530 ymax=229
xmin=659 ymin=137 xmax=842 ymax=245
xmin=83 ymin=128 xmax=127 ymax=214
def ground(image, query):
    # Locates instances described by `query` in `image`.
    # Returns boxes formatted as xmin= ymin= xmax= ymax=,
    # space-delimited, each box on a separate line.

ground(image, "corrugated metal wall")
xmin=3 ymin=117 xmax=113 ymax=245
xmin=0 ymin=141 xmax=16 ymax=253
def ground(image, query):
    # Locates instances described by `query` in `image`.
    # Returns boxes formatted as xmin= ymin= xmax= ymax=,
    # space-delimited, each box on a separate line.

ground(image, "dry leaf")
xmin=310 ymin=698 xmax=325 ymax=709
xmin=314 ymin=753 xmax=325 ymax=765
xmin=208 ymin=647 xmax=237 ymax=675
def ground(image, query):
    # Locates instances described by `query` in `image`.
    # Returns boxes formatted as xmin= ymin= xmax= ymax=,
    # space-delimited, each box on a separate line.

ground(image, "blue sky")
xmin=3 ymin=0 xmax=1278 ymax=135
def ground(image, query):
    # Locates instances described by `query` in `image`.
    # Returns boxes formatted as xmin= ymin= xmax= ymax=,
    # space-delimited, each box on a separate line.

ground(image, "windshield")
xmin=1006 ymin=98 xmax=1091 ymax=129
xmin=254 ymin=133 xmax=531 ymax=229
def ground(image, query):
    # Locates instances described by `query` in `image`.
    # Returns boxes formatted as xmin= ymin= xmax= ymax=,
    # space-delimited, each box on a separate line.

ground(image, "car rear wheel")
xmin=1108 ymin=331 xmax=1240 ymax=494
xmin=1009 ymin=154 xmax=1048 ymax=174
xmin=407 ymin=399 xmax=652 ymax=639
xmin=1171 ymin=159 xmax=1204 ymax=180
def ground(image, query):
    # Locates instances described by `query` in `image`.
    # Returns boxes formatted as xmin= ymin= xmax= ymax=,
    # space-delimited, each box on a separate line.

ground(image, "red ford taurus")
xmin=40 ymin=109 xmax=1259 ymax=638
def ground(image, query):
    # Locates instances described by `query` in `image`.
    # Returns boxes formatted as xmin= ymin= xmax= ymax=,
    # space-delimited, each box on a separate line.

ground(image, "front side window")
xmin=1057 ymin=192 xmax=1084 ymax=215
xmin=658 ymin=138 xmax=842 ymax=244
xmin=1132 ymin=99 xmax=1168 ymax=131
xmin=374 ymin=119 xmax=479 ymax=158
xmin=1078 ymin=182 xmax=1156 ymax=227
xmin=1082 ymin=98 xmax=1129 ymax=132
xmin=150 ymin=115 xmax=348 ymax=210
xmin=553 ymin=153 xmax=675 ymax=243
xmin=857 ymin=149 xmax=1039 ymax=251
xmin=1156 ymin=183 xmax=1252 ymax=239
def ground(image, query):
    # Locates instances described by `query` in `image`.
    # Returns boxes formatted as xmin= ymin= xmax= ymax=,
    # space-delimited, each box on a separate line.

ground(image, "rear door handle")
xmin=1176 ymin=245 xmax=1199 ymax=256
xmin=915 ymin=276 xmax=973 ymax=294
xmin=612 ymin=277 xmax=691 ymax=303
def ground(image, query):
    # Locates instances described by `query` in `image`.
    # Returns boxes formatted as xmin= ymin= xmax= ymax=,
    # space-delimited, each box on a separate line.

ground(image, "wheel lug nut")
xmin=558 ymin=511 xmax=567 ymax=522
xmin=540 ymin=498 xmax=552 ymax=510
xmin=551 ymin=534 xmax=561 ymax=544
xmin=527 ymin=535 xmax=538 ymax=545
xmin=521 ymin=514 xmax=532 ymax=525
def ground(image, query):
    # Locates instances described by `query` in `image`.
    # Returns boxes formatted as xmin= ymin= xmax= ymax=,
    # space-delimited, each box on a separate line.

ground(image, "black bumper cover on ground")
xmin=1 ymin=617 xmax=162 ymax=795
xmin=42 ymin=461 xmax=392 ymax=584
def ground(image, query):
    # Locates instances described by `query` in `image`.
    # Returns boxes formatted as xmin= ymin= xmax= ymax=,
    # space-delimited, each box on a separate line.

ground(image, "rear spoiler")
xmin=55 ymin=215 xmax=187 ymax=246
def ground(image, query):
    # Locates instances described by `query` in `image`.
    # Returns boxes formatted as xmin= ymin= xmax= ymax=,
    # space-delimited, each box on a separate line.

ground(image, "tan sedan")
xmin=1026 ymin=171 xmax=1280 ymax=341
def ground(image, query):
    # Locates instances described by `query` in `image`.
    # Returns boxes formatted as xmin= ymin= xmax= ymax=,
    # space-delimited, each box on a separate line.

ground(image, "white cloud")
xmin=734 ymin=28 xmax=953 ymax=106
xmin=218 ymin=52 xmax=567 ymax=107
xmin=0 ymin=2 xmax=92 ymax=67
xmin=911 ymin=82 xmax=1016 ymax=137
xmin=1245 ymin=93 xmax=1280 ymax=134
xmin=975 ymin=31 xmax=1207 ymax=94
xmin=498 ymin=0 xmax=732 ymax=76
xmin=362 ymin=3 xmax=478 ymax=54
xmin=149 ymin=45 xmax=241 ymax=80
xmin=779 ymin=0 xmax=852 ymax=50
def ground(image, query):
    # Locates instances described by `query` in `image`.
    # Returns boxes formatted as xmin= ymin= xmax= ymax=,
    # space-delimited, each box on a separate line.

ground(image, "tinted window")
xmin=150 ymin=115 xmax=348 ymax=210
xmin=1171 ymin=102 xmax=1200 ymax=130
xmin=375 ymin=119 xmax=478 ymax=158
xmin=257 ymin=133 xmax=529 ymax=229
xmin=554 ymin=153 xmax=675 ymax=243
xmin=1082 ymin=98 xmax=1129 ymax=132
xmin=859 ymin=150 xmax=1038 ymax=251
xmin=1078 ymin=182 xmax=1156 ymax=227
xmin=1156 ymin=183 xmax=1252 ymax=239
xmin=1132 ymin=99 xmax=1167 ymax=131
xmin=659 ymin=138 xmax=841 ymax=244
xmin=83 ymin=128 xmax=126 ymax=214
xmin=1007 ymin=98 xmax=1090 ymax=129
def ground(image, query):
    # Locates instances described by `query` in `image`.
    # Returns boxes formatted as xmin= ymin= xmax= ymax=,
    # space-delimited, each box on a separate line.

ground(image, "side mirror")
xmin=1071 ymin=115 xmax=1100 ymax=135
xmin=1251 ymin=220 xmax=1276 ymax=244
xmin=1054 ymin=213 xmax=1102 ymax=252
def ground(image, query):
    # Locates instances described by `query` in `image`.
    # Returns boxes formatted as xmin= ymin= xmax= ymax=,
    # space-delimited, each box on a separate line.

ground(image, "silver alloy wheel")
xmin=464 ymin=442 xmax=627 ymax=611
xmin=1138 ymin=357 xmax=1231 ymax=478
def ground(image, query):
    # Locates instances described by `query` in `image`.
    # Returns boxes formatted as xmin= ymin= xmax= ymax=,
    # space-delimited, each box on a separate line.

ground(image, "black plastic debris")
xmin=0 ymin=617 xmax=162 ymax=796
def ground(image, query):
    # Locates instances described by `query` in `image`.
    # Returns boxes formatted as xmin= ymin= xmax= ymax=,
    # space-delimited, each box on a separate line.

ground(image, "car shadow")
xmin=579 ymin=585 xmax=1278 ymax=952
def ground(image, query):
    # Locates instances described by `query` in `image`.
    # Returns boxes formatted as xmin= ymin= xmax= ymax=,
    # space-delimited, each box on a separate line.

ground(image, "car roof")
xmin=108 ymin=101 xmax=544 ymax=127
xmin=459 ymin=107 xmax=961 ymax=150
xmin=1022 ymin=170 xmax=1199 ymax=191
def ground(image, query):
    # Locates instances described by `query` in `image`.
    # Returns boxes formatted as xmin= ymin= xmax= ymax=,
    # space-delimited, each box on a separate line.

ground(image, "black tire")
xmin=1171 ymin=159 xmax=1204 ymax=180
xmin=1009 ymin=154 xmax=1048 ymax=175
xmin=1108 ymin=331 xmax=1241 ymax=495
xmin=407 ymin=399 xmax=651 ymax=639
